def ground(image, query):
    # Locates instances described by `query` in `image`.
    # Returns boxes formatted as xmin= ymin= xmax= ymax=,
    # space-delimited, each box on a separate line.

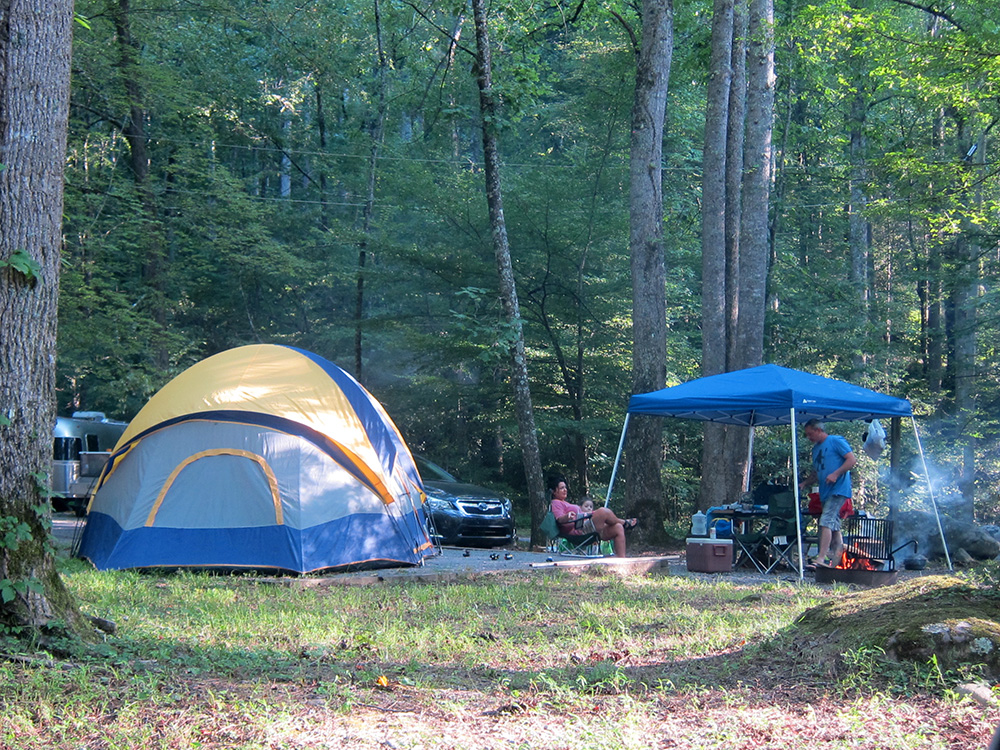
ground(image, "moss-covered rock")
xmin=789 ymin=575 xmax=1000 ymax=679
xmin=885 ymin=618 xmax=1000 ymax=677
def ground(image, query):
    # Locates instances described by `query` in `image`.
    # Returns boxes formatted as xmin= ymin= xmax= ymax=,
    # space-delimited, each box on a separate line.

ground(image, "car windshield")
xmin=414 ymin=456 xmax=458 ymax=483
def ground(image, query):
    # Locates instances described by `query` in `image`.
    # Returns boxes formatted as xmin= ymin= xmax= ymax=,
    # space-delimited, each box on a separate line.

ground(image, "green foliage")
xmin=0 ymin=250 xmax=42 ymax=283
xmin=0 ymin=515 xmax=32 ymax=553
xmin=52 ymin=0 xmax=1000 ymax=524
xmin=0 ymin=578 xmax=43 ymax=606
xmin=0 ymin=514 xmax=43 ymax=610
xmin=838 ymin=644 xmax=951 ymax=696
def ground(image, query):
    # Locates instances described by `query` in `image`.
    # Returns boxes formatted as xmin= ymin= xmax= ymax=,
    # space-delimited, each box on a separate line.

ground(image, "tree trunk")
xmin=734 ymin=0 xmax=774 ymax=371
xmin=926 ymin=257 xmax=943 ymax=393
xmin=924 ymin=20 xmax=944 ymax=395
xmin=316 ymin=87 xmax=331 ymax=231
xmin=0 ymin=0 xmax=91 ymax=640
xmin=952 ymin=231 xmax=977 ymax=521
xmin=110 ymin=0 xmax=169 ymax=372
xmin=698 ymin=0 xmax=734 ymax=511
xmin=848 ymin=91 xmax=870 ymax=374
xmin=725 ymin=0 xmax=747 ymax=370
xmin=355 ymin=0 xmax=389 ymax=380
xmin=950 ymin=128 xmax=984 ymax=522
xmin=470 ymin=0 xmax=547 ymax=545
xmin=719 ymin=0 xmax=750 ymax=503
xmin=625 ymin=0 xmax=673 ymax=543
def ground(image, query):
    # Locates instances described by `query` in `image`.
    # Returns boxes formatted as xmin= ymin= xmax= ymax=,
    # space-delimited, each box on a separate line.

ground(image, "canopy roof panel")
xmin=627 ymin=364 xmax=912 ymax=426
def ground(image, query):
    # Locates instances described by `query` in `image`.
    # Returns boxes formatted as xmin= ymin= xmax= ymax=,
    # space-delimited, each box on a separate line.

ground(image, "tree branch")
xmin=608 ymin=8 xmax=639 ymax=55
xmin=400 ymin=0 xmax=476 ymax=58
xmin=525 ymin=0 xmax=589 ymax=39
xmin=884 ymin=0 xmax=964 ymax=32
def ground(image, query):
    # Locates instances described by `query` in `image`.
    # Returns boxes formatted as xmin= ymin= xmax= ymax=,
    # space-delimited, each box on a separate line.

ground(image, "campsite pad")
xmin=292 ymin=547 xmax=676 ymax=588
xmin=52 ymin=512 xmax=675 ymax=584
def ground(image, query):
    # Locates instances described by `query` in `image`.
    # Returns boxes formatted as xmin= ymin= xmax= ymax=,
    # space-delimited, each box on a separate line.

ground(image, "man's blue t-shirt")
xmin=812 ymin=434 xmax=853 ymax=500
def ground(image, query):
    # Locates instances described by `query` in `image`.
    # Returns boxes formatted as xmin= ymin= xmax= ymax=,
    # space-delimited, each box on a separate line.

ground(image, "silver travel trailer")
xmin=52 ymin=412 xmax=128 ymax=515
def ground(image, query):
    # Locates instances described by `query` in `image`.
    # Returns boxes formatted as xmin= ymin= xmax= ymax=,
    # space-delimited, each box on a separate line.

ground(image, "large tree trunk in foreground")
xmin=0 ymin=0 xmax=91 ymax=640
xmin=470 ymin=0 xmax=547 ymax=545
xmin=625 ymin=0 xmax=673 ymax=544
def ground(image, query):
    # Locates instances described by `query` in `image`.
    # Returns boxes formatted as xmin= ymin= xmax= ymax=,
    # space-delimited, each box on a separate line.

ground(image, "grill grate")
xmin=841 ymin=516 xmax=894 ymax=570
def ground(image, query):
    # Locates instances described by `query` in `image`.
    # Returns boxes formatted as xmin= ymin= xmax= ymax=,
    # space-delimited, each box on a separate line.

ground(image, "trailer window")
xmin=54 ymin=437 xmax=82 ymax=461
xmin=85 ymin=434 xmax=100 ymax=451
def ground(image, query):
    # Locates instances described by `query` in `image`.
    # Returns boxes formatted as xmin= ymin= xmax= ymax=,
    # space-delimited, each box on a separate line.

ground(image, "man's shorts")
xmin=820 ymin=495 xmax=847 ymax=532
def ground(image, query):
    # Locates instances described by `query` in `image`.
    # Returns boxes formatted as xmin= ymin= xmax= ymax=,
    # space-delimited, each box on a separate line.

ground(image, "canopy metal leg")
xmin=603 ymin=414 xmax=630 ymax=507
xmin=911 ymin=418 xmax=953 ymax=571
xmin=791 ymin=408 xmax=804 ymax=581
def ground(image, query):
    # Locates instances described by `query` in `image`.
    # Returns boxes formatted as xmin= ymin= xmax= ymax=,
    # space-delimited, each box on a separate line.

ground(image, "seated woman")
xmin=548 ymin=477 xmax=637 ymax=558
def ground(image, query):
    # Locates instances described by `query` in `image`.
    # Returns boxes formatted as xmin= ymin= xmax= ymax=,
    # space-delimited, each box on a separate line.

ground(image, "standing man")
xmin=801 ymin=419 xmax=857 ymax=569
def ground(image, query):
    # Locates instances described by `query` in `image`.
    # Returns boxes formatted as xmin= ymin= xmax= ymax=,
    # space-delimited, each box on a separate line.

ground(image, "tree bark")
xmin=625 ymin=0 xmax=673 ymax=542
xmin=701 ymin=0 xmax=733 ymax=379
xmin=0 ymin=0 xmax=91 ymax=640
xmin=718 ymin=0 xmax=750 ymax=503
xmin=952 ymin=230 xmax=977 ymax=520
xmin=848 ymin=91 xmax=870 ymax=375
xmin=951 ymin=128 xmax=984 ymax=521
xmin=110 ymin=0 xmax=169 ymax=372
xmin=470 ymin=0 xmax=547 ymax=545
xmin=698 ymin=0 xmax=734 ymax=511
xmin=355 ymin=0 xmax=389 ymax=380
xmin=734 ymin=0 xmax=774 ymax=371
xmin=725 ymin=0 xmax=747 ymax=371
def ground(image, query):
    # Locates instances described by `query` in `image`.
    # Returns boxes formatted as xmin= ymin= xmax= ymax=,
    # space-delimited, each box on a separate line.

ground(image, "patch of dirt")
xmin=257 ymin=682 xmax=998 ymax=749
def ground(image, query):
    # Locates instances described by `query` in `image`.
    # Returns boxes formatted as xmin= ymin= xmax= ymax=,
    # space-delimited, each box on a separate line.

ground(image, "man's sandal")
xmin=806 ymin=556 xmax=833 ymax=571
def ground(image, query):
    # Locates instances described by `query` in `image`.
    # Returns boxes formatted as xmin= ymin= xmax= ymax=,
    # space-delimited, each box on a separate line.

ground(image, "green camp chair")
xmin=732 ymin=523 xmax=768 ymax=573
xmin=760 ymin=491 xmax=806 ymax=573
xmin=540 ymin=510 xmax=609 ymax=558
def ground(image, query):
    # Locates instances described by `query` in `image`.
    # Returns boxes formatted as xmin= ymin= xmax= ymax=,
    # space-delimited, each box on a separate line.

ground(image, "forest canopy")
xmin=60 ymin=0 xmax=1000 ymax=526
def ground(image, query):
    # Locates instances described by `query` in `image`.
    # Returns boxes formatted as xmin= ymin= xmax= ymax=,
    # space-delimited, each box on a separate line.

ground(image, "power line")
xmin=138 ymin=134 xmax=702 ymax=173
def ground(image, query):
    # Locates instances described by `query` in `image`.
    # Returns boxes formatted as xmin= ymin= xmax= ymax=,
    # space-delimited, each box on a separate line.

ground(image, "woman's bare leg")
xmin=591 ymin=508 xmax=629 ymax=557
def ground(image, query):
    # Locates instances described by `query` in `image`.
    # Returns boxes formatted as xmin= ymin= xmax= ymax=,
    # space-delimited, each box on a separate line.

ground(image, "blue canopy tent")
xmin=604 ymin=364 xmax=951 ymax=578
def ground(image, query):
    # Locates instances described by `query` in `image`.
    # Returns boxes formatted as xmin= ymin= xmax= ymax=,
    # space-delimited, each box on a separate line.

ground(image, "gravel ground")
xmin=51 ymin=511 xmax=952 ymax=587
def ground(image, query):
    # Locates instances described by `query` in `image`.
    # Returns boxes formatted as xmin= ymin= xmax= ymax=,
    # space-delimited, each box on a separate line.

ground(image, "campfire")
xmin=815 ymin=516 xmax=900 ymax=587
xmin=834 ymin=546 xmax=882 ymax=571
xmin=816 ymin=547 xmax=897 ymax=587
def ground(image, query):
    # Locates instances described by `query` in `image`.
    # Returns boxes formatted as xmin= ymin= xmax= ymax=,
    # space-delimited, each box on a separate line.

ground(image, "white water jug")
xmin=691 ymin=510 xmax=707 ymax=537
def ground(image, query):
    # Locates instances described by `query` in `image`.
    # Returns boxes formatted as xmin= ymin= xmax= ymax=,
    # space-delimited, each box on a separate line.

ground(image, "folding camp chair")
xmin=759 ymin=491 xmax=804 ymax=573
xmin=540 ymin=511 xmax=609 ymax=558
xmin=732 ymin=491 xmax=804 ymax=573
xmin=732 ymin=525 xmax=768 ymax=573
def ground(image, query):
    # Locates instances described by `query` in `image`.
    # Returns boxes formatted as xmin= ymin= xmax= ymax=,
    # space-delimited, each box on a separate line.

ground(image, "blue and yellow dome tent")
xmin=78 ymin=344 xmax=434 ymax=573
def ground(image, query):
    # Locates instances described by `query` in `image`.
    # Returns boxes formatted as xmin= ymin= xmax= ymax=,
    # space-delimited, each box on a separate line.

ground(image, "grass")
xmin=0 ymin=560 xmax=997 ymax=748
